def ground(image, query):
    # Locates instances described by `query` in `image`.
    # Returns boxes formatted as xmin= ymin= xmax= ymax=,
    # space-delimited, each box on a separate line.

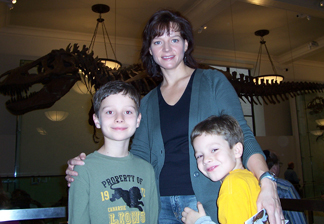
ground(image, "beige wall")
xmin=1 ymin=24 xmax=324 ymax=181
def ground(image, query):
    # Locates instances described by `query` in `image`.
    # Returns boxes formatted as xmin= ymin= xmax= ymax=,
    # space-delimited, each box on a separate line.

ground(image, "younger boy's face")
xmin=93 ymin=93 xmax=141 ymax=142
xmin=193 ymin=133 xmax=241 ymax=182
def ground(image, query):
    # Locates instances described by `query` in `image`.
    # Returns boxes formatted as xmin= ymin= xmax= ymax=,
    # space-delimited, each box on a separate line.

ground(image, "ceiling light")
xmin=310 ymin=119 xmax=324 ymax=137
xmin=296 ymin=13 xmax=311 ymax=20
xmin=45 ymin=111 xmax=69 ymax=122
xmin=316 ymin=119 xmax=324 ymax=126
xmin=72 ymin=81 xmax=95 ymax=95
xmin=0 ymin=0 xmax=16 ymax=9
xmin=72 ymin=72 xmax=95 ymax=94
xmin=320 ymin=0 xmax=324 ymax=7
xmin=252 ymin=29 xmax=284 ymax=85
xmin=310 ymin=130 xmax=324 ymax=136
xmin=36 ymin=127 xmax=47 ymax=135
xmin=197 ymin=25 xmax=207 ymax=34
xmin=308 ymin=41 xmax=319 ymax=50
xmin=88 ymin=4 xmax=122 ymax=70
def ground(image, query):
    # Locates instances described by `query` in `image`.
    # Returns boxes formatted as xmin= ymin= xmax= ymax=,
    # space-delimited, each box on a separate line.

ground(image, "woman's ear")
xmin=184 ymin=40 xmax=188 ymax=52
xmin=93 ymin=114 xmax=101 ymax=129
xmin=233 ymin=142 xmax=243 ymax=159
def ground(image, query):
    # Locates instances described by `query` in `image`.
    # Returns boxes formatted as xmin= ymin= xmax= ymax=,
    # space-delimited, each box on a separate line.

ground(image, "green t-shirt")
xmin=68 ymin=151 xmax=158 ymax=224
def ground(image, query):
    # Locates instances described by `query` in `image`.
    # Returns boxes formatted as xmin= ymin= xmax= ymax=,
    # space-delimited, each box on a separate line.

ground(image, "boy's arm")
xmin=214 ymin=73 xmax=283 ymax=223
xmin=130 ymin=98 xmax=151 ymax=162
xmin=195 ymin=216 xmax=216 ymax=224
xmin=182 ymin=202 xmax=215 ymax=224
xmin=68 ymin=167 xmax=90 ymax=224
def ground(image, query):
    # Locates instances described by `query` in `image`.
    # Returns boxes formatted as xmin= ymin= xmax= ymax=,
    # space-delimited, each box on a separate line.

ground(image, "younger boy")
xmin=182 ymin=114 xmax=261 ymax=224
xmin=68 ymin=81 xmax=158 ymax=224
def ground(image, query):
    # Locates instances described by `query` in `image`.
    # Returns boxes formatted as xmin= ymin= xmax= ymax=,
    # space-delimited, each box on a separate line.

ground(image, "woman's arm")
xmin=65 ymin=152 xmax=87 ymax=187
xmin=247 ymin=154 xmax=284 ymax=224
xmin=212 ymin=71 xmax=284 ymax=223
xmin=129 ymin=93 xmax=153 ymax=162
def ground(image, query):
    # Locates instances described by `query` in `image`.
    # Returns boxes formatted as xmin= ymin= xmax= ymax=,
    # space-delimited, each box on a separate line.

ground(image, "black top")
xmin=158 ymin=71 xmax=196 ymax=196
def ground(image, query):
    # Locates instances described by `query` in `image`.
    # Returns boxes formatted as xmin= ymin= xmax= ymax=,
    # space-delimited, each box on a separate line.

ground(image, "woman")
xmin=66 ymin=9 xmax=283 ymax=223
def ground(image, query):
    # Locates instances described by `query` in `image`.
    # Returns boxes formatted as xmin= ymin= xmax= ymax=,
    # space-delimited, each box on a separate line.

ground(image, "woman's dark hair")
xmin=140 ymin=9 xmax=197 ymax=78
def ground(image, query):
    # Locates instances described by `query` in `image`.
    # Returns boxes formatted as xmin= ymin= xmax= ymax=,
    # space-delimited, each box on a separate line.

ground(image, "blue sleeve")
xmin=195 ymin=216 xmax=216 ymax=224
xmin=130 ymin=94 xmax=151 ymax=162
xmin=211 ymin=71 xmax=264 ymax=167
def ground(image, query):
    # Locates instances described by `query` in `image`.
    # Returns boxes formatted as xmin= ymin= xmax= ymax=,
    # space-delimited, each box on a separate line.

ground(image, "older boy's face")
xmin=193 ymin=133 xmax=239 ymax=182
xmin=93 ymin=93 xmax=141 ymax=142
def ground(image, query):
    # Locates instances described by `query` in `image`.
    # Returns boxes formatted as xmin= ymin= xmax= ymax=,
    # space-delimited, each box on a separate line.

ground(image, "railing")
xmin=280 ymin=198 xmax=324 ymax=224
xmin=0 ymin=207 xmax=66 ymax=222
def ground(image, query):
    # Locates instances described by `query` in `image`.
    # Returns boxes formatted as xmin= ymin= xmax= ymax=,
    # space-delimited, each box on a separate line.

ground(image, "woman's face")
xmin=149 ymin=29 xmax=188 ymax=72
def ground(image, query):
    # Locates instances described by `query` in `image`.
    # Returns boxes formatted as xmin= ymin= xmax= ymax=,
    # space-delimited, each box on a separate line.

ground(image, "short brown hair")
xmin=191 ymin=114 xmax=244 ymax=149
xmin=93 ymin=81 xmax=141 ymax=117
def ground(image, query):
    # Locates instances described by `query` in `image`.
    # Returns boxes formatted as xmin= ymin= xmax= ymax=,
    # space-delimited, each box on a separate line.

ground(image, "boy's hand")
xmin=65 ymin=153 xmax=87 ymax=187
xmin=181 ymin=202 xmax=206 ymax=224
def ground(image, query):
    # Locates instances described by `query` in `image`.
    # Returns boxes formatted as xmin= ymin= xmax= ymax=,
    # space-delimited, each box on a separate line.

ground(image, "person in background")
xmin=68 ymin=81 xmax=158 ymax=223
xmin=65 ymin=9 xmax=283 ymax=223
xmin=182 ymin=115 xmax=261 ymax=224
xmin=284 ymin=162 xmax=301 ymax=195
xmin=264 ymin=150 xmax=306 ymax=224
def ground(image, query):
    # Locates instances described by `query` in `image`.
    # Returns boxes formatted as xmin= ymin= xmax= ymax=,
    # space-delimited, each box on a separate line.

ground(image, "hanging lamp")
xmin=252 ymin=29 xmax=284 ymax=85
xmin=88 ymin=4 xmax=122 ymax=70
xmin=45 ymin=111 xmax=69 ymax=122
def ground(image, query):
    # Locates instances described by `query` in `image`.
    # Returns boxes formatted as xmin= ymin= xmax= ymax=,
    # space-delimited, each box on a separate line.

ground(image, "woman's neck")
xmin=161 ymin=65 xmax=195 ymax=86
xmin=159 ymin=65 xmax=195 ymax=106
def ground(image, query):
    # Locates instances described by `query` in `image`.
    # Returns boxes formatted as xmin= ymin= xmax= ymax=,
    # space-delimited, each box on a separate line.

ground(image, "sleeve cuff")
xmin=195 ymin=216 xmax=215 ymax=224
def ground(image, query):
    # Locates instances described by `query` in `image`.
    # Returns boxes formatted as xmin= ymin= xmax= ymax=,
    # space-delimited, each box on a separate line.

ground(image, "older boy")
xmin=68 ymin=81 xmax=158 ymax=224
xmin=182 ymin=115 xmax=262 ymax=224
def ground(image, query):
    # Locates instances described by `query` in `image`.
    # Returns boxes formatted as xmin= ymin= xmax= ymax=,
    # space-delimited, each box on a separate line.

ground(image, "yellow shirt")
xmin=217 ymin=169 xmax=260 ymax=224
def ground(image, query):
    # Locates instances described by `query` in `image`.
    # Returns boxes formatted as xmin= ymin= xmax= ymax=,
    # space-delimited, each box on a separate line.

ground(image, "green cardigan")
xmin=130 ymin=68 xmax=263 ymax=222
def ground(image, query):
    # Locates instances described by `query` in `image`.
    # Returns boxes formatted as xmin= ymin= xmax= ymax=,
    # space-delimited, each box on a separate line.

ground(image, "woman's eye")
xmin=212 ymin=148 xmax=218 ymax=153
xmin=125 ymin=111 xmax=132 ymax=115
xmin=153 ymin=41 xmax=161 ymax=45
xmin=172 ymin=39 xmax=179 ymax=43
xmin=106 ymin=111 xmax=113 ymax=114
xmin=196 ymin=155 xmax=202 ymax=159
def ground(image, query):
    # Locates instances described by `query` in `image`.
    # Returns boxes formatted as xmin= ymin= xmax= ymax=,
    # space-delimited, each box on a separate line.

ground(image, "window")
xmin=210 ymin=65 xmax=255 ymax=134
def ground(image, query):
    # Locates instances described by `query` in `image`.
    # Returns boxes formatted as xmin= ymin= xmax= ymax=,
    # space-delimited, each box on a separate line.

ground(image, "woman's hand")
xmin=257 ymin=178 xmax=284 ymax=224
xmin=65 ymin=153 xmax=87 ymax=187
xmin=247 ymin=154 xmax=284 ymax=223
xmin=181 ymin=202 xmax=206 ymax=224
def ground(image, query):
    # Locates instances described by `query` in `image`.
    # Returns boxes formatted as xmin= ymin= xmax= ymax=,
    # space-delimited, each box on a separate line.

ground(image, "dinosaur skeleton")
xmin=0 ymin=44 xmax=160 ymax=115
xmin=1 ymin=43 xmax=324 ymax=117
